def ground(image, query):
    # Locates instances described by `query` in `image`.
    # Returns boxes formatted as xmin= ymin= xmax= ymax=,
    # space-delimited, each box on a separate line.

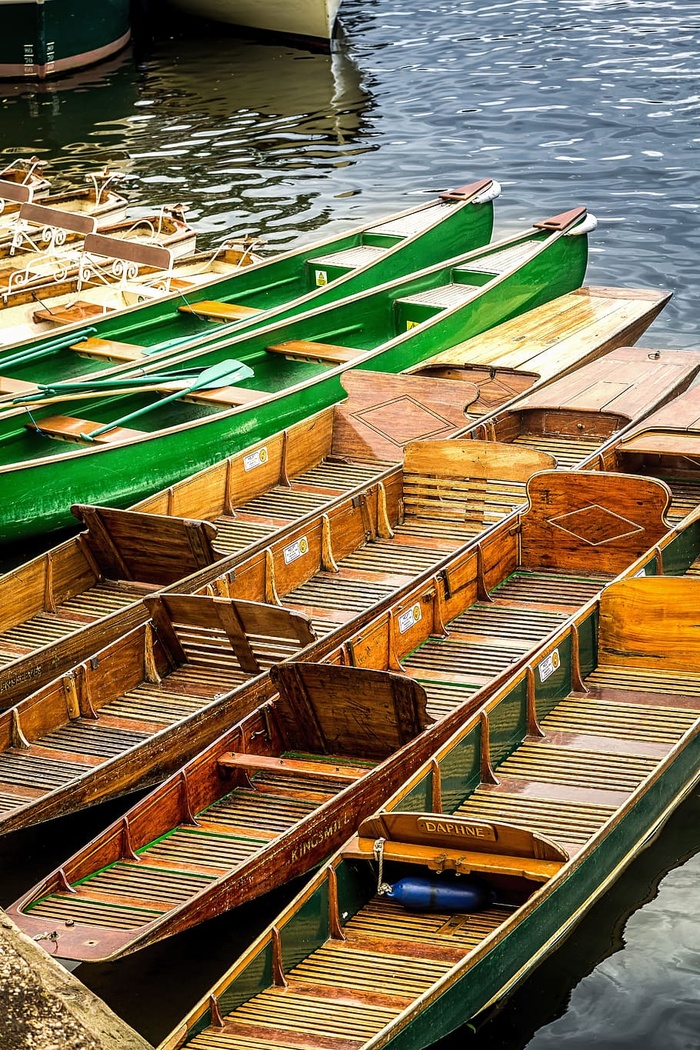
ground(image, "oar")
xmin=0 ymin=326 xmax=99 ymax=370
xmin=80 ymin=359 xmax=255 ymax=441
xmin=9 ymin=368 xmax=220 ymax=402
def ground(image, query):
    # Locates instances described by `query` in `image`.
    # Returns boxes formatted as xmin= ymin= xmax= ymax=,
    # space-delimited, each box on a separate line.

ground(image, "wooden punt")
xmin=158 ymin=574 xmax=700 ymax=1050
xmin=7 ymin=468 xmax=680 ymax=959
xmin=0 ymin=179 xmax=497 ymax=358
xmin=602 ymin=383 xmax=700 ymax=523
xmin=0 ymin=335 xmax=691 ymax=710
xmin=412 ymin=285 xmax=671 ymax=412
xmin=0 ymin=591 xmax=314 ymax=837
xmin=0 ymin=208 xmax=596 ymax=541
xmin=458 ymin=343 xmax=700 ymax=471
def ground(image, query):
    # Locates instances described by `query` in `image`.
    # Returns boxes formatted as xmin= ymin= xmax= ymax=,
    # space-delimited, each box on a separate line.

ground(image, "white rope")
xmin=373 ymin=837 xmax=393 ymax=896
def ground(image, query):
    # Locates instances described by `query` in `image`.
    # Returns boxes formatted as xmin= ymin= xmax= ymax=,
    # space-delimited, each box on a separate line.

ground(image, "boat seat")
xmin=266 ymin=340 xmax=358 ymax=365
xmin=352 ymin=837 xmax=562 ymax=881
xmin=157 ymin=384 xmax=266 ymax=406
xmin=218 ymin=752 xmax=368 ymax=782
xmin=26 ymin=415 xmax=144 ymax=444
xmin=32 ymin=301 xmax=113 ymax=326
xmin=71 ymin=336 xmax=147 ymax=362
xmin=177 ymin=300 xmax=262 ymax=321
xmin=0 ymin=376 xmax=37 ymax=395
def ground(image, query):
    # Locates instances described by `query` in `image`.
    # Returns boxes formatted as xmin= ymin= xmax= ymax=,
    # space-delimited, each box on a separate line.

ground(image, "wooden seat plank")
xmin=178 ymin=300 xmax=262 ymax=321
xmin=26 ymin=415 xmax=144 ymax=444
xmin=71 ymin=336 xmax=146 ymax=362
xmin=218 ymin=753 xmax=368 ymax=782
xmin=33 ymin=301 xmax=112 ymax=326
xmin=266 ymin=340 xmax=359 ymax=365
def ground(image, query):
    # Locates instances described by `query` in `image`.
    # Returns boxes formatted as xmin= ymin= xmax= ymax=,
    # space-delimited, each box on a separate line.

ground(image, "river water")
xmin=1 ymin=1 xmax=699 ymax=1046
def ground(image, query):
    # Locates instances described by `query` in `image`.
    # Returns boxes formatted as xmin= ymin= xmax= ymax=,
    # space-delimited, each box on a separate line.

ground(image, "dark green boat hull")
xmin=0 ymin=0 xmax=130 ymax=80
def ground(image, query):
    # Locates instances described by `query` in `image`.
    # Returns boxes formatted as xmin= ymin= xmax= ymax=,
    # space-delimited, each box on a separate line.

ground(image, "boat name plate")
xmin=243 ymin=446 xmax=269 ymax=472
xmin=538 ymin=648 xmax=561 ymax=683
xmin=283 ymin=536 xmax=309 ymax=565
xmin=417 ymin=818 xmax=497 ymax=841
xmin=398 ymin=603 xmax=422 ymax=633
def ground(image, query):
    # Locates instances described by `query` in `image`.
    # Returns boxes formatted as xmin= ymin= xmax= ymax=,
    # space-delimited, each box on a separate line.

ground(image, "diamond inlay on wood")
xmin=548 ymin=504 xmax=644 ymax=546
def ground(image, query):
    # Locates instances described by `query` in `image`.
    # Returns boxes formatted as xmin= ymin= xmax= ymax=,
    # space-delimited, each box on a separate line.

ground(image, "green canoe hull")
xmin=0 ymin=221 xmax=588 ymax=542
xmin=0 ymin=189 xmax=494 ymax=372
xmin=380 ymin=742 xmax=699 ymax=1049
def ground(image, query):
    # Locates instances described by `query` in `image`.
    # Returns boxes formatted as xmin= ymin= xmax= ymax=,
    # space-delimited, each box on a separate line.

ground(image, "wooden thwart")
xmin=26 ymin=415 xmax=144 ymax=444
xmin=218 ymin=753 xmax=368 ymax=782
xmin=178 ymin=300 xmax=262 ymax=321
xmin=71 ymin=337 xmax=146 ymax=362
xmin=266 ymin=340 xmax=359 ymax=365
xmin=33 ymin=302 xmax=111 ymax=326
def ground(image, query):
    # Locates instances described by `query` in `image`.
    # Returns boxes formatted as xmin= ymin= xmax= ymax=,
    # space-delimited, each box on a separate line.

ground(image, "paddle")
xmin=0 ymin=326 xmax=99 ymax=370
xmin=10 ymin=368 xmax=221 ymax=402
xmin=80 ymin=358 xmax=255 ymax=441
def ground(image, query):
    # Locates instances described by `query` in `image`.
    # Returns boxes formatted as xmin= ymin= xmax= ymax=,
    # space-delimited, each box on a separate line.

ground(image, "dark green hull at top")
xmin=0 ymin=208 xmax=591 ymax=541
xmin=0 ymin=0 xmax=130 ymax=80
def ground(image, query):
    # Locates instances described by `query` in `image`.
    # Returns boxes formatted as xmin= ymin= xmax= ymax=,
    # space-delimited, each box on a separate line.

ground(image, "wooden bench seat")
xmin=177 ymin=300 xmax=262 ymax=321
xmin=33 ymin=301 xmax=113 ymax=326
xmin=218 ymin=752 xmax=368 ymax=782
xmin=71 ymin=336 xmax=146 ymax=362
xmin=266 ymin=340 xmax=358 ymax=365
xmin=26 ymin=415 xmax=144 ymax=444
xmin=0 ymin=376 xmax=37 ymax=396
xmin=351 ymin=836 xmax=562 ymax=881
xmin=154 ymin=383 xmax=266 ymax=406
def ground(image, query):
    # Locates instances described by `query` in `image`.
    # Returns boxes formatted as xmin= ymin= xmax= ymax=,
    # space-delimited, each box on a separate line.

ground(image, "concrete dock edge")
xmin=0 ymin=907 xmax=154 ymax=1050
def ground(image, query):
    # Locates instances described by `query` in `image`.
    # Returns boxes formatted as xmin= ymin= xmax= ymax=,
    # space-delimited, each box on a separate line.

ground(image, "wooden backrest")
xmin=0 ymin=180 xmax=32 ymax=204
xmin=331 ymin=371 xmax=478 ymax=462
xmin=270 ymin=663 xmax=432 ymax=759
xmin=83 ymin=232 xmax=173 ymax=270
xmin=73 ymin=505 xmax=220 ymax=584
xmin=147 ymin=594 xmax=315 ymax=669
xmin=520 ymin=471 xmax=671 ymax=574
xmin=404 ymin=439 xmax=555 ymax=481
xmin=18 ymin=202 xmax=97 ymax=236
xmin=357 ymin=811 xmax=568 ymax=861
xmin=599 ymin=578 xmax=700 ymax=670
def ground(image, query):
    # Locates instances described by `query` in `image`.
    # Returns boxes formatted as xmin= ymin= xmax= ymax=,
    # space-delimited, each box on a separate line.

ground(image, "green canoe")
xmin=0 ymin=206 xmax=594 ymax=542
xmin=0 ymin=179 xmax=497 ymax=369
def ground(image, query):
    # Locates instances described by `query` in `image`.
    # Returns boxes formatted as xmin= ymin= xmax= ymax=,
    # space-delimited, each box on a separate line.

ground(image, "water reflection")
xmin=1 ymin=31 xmax=374 ymax=248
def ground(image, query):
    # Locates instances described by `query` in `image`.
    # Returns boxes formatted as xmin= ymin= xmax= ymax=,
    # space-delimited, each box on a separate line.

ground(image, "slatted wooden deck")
xmin=512 ymin=433 xmax=602 ymax=469
xmin=25 ymin=755 xmax=374 ymax=932
xmin=188 ymin=899 xmax=510 ymax=1050
xmin=458 ymin=665 xmax=700 ymax=857
xmin=212 ymin=460 xmax=389 ymax=557
xmin=404 ymin=570 xmax=608 ymax=719
xmin=660 ymin=478 xmax=700 ymax=523
xmin=0 ymin=582 xmax=142 ymax=666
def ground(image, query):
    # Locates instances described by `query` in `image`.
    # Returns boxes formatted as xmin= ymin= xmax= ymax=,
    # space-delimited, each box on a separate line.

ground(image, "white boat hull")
xmin=169 ymin=0 xmax=343 ymax=41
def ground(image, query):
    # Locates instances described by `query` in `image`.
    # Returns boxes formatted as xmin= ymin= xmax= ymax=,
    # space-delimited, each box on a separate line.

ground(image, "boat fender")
xmin=473 ymin=180 xmax=502 ymax=204
xmin=385 ymin=876 xmax=496 ymax=912
xmin=566 ymin=212 xmax=598 ymax=235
